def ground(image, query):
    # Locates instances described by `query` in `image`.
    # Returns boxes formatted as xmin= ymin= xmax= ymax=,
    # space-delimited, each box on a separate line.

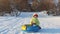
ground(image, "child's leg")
xmin=39 ymin=26 xmax=41 ymax=29
xmin=36 ymin=25 xmax=41 ymax=29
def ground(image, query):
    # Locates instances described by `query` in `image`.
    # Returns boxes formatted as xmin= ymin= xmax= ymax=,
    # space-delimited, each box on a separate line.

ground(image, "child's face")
xmin=34 ymin=16 xmax=38 ymax=18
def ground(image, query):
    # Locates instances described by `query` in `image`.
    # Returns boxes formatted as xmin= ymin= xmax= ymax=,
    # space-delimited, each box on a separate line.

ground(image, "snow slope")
xmin=0 ymin=12 xmax=60 ymax=34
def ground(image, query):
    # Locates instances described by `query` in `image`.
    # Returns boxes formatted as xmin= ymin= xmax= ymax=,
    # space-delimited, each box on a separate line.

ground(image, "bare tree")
xmin=8 ymin=0 xmax=21 ymax=16
xmin=0 ymin=0 xmax=11 ymax=16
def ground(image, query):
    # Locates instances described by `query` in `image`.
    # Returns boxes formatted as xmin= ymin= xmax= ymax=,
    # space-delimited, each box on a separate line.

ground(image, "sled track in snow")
xmin=0 ymin=17 xmax=21 ymax=34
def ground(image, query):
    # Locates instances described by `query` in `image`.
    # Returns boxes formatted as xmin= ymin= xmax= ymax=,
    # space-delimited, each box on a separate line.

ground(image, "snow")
xmin=0 ymin=12 xmax=60 ymax=34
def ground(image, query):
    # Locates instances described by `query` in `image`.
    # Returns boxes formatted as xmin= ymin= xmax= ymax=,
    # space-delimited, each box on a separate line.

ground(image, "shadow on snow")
xmin=38 ymin=29 xmax=60 ymax=33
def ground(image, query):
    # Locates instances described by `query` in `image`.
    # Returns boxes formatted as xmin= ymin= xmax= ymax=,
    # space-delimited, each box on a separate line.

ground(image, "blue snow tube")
xmin=22 ymin=25 xmax=41 ymax=32
xmin=27 ymin=26 xmax=40 ymax=32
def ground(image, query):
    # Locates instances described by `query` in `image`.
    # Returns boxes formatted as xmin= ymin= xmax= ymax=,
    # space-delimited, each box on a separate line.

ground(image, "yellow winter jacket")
xmin=30 ymin=17 xmax=40 ymax=25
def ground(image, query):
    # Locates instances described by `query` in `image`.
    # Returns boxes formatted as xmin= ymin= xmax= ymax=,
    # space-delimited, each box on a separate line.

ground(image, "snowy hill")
xmin=0 ymin=12 xmax=60 ymax=34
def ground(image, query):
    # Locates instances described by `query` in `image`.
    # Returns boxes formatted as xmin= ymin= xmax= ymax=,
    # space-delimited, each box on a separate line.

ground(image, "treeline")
xmin=11 ymin=0 xmax=58 ymax=11
xmin=0 ymin=0 xmax=11 ymax=12
xmin=0 ymin=0 xmax=56 ymax=12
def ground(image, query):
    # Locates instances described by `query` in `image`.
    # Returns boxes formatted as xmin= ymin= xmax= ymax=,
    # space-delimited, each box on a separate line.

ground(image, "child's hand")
xmin=33 ymin=21 xmax=35 ymax=23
